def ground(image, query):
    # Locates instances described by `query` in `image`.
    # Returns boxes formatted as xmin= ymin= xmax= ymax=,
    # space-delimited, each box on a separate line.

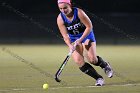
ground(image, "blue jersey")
xmin=61 ymin=7 xmax=96 ymax=43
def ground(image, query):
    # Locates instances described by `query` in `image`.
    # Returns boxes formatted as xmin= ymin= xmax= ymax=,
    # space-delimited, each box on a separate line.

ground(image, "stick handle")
xmin=68 ymin=42 xmax=77 ymax=56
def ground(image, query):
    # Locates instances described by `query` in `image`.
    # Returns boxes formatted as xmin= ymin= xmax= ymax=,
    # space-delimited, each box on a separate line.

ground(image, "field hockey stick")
xmin=55 ymin=43 xmax=77 ymax=82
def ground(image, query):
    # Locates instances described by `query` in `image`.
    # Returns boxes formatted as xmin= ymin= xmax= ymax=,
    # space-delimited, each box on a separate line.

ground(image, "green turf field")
xmin=0 ymin=45 xmax=140 ymax=93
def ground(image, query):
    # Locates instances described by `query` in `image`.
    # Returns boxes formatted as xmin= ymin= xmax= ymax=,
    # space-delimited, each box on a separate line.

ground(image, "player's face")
xmin=58 ymin=3 xmax=72 ymax=16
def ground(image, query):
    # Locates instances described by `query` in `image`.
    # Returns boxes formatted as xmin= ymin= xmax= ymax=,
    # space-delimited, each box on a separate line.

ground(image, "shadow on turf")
xmin=1 ymin=47 xmax=68 ymax=86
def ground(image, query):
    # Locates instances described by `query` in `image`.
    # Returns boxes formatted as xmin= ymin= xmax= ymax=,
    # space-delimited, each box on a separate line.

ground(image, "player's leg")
xmin=84 ymin=40 xmax=113 ymax=78
xmin=72 ymin=43 xmax=104 ymax=86
xmin=72 ymin=43 xmax=85 ymax=67
xmin=83 ymin=41 xmax=104 ymax=86
xmin=96 ymin=56 xmax=114 ymax=78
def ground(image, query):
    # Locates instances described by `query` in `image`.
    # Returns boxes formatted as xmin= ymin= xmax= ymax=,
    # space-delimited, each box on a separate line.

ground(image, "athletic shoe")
xmin=103 ymin=62 xmax=113 ymax=78
xmin=95 ymin=78 xmax=104 ymax=86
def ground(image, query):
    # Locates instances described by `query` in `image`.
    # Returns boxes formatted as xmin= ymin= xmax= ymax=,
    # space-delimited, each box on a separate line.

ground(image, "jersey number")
xmin=73 ymin=29 xmax=80 ymax=35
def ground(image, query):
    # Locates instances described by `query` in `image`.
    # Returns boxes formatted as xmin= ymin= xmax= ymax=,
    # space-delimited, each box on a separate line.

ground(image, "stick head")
xmin=55 ymin=77 xmax=61 ymax=82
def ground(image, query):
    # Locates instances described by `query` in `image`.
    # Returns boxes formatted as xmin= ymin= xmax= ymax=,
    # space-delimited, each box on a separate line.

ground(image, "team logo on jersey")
xmin=67 ymin=22 xmax=85 ymax=35
xmin=67 ymin=22 xmax=82 ymax=30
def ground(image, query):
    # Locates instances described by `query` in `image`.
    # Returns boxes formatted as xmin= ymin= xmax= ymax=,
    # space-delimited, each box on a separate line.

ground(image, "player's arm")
xmin=57 ymin=14 xmax=72 ymax=47
xmin=77 ymin=8 xmax=93 ymax=42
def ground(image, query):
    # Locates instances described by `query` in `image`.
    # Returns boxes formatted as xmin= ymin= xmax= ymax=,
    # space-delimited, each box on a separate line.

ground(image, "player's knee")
xmin=74 ymin=59 xmax=85 ymax=67
xmin=88 ymin=56 xmax=98 ymax=65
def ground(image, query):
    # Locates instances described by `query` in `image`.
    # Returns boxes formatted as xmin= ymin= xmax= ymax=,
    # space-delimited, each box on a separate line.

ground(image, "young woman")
xmin=57 ymin=0 xmax=113 ymax=86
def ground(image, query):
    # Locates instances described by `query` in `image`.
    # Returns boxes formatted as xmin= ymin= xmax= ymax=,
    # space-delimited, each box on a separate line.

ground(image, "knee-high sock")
xmin=79 ymin=62 xmax=103 ymax=80
xmin=95 ymin=56 xmax=107 ymax=68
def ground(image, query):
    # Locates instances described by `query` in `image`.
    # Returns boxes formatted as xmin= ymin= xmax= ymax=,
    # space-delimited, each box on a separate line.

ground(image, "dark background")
xmin=0 ymin=0 xmax=140 ymax=44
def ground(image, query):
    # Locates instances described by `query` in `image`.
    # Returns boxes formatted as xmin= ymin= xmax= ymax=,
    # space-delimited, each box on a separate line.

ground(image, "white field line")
xmin=50 ymin=83 xmax=140 ymax=90
xmin=0 ymin=83 xmax=140 ymax=92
